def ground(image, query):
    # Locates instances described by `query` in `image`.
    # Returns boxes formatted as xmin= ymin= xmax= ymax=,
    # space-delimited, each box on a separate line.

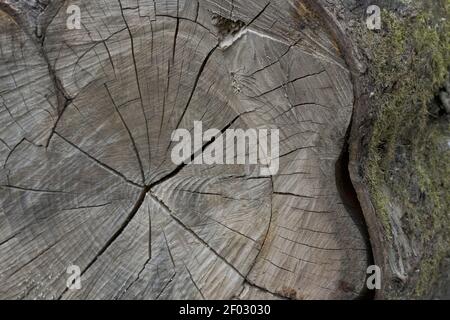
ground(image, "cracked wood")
xmin=0 ymin=0 xmax=369 ymax=300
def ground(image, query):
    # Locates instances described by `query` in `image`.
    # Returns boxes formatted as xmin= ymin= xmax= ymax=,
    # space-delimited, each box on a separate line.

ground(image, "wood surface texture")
xmin=0 ymin=0 xmax=370 ymax=299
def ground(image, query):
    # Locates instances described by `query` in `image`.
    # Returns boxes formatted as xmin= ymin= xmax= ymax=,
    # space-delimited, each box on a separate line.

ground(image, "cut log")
xmin=0 ymin=0 xmax=369 ymax=300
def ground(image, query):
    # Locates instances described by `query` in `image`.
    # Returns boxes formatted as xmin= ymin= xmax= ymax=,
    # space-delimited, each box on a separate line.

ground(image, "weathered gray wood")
xmin=0 ymin=0 xmax=369 ymax=300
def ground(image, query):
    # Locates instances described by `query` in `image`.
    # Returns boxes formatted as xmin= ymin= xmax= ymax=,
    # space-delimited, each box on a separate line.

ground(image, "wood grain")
xmin=0 ymin=0 xmax=369 ymax=300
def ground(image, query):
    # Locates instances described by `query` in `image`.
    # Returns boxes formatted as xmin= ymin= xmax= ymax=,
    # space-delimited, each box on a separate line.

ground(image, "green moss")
xmin=412 ymin=122 xmax=450 ymax=296
xmin=362 ymin=0 xmax=450 ymax=297
xmin=415 ymin=241 xmax=448 ymax=297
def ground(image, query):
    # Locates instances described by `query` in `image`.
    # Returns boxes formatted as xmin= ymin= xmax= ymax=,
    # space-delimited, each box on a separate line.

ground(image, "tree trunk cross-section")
xmin=0 ymin=0 xmax=370 ymax=300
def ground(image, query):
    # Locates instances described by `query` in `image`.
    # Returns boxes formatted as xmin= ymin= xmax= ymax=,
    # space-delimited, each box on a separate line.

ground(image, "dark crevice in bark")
xmin=335 ymin=125 xmax=375 ymax=300
xmin=302 ymin=0 xmax=376 ymax=300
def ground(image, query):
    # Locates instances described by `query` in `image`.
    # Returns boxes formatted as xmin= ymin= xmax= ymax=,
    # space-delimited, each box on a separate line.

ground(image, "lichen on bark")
xmin=360 ymin=0 xmax=449 ymax=298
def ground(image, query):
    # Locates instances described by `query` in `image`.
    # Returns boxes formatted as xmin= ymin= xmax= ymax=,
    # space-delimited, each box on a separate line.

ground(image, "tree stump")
xmin=0 ymin=0 xmax=370 ymax=299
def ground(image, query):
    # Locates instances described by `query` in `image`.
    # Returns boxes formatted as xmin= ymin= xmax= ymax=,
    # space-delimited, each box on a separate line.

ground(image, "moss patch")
xmin=361 ymin=0 xmax=450 ymax=297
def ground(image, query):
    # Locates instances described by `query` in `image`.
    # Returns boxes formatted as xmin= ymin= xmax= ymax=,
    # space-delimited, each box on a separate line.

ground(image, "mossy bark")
xmin=331 ymin=0 xmax=450 ymax=299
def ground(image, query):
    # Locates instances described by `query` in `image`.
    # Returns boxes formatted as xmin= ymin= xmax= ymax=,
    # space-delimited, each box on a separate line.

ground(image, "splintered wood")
xmin=0 ymin=0 xmax=369 ymax=300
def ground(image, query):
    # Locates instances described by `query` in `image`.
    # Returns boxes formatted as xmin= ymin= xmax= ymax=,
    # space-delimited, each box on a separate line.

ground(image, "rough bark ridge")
xmin=318 ymin=0 xmax=450 ymax=299
xmin=0 ymin=0 xmax=373 ymax=299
